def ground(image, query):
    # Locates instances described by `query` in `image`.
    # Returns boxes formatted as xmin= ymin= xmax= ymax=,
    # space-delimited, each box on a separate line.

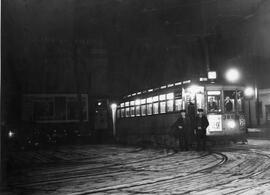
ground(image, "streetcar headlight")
xmin=227 ymin=120 xmax=236 ymax=128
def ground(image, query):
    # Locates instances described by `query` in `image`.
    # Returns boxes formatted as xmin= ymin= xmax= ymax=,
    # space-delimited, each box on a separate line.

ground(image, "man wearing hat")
xmin=195 ymin=109 xmax=209 ymax=151
xmin=173 ymin=109 xmax=192 ymax=151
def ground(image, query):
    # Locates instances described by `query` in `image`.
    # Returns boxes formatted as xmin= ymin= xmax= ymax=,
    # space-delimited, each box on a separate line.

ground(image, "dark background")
xmin=2 ymin=0 xmax=270 ymax=124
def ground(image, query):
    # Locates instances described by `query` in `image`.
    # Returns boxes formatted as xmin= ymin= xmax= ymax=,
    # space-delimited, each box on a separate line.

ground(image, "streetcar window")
xmin=130 ymin=101 xmax=135 ymax=106
xmin=166 ymin=93 xmax=174 ymax=100
xmin=141 ymin=99 xmax=146 ymax=104
xmin=147 ymin=97 xmax=153 ymax=103
xmin=159 ymin=94 xmax=166 ymax=101
xmin=153 ymin=102 xmax=159 ymax=114
xmin=153 ymin=96 xmax=159 ymax=102
xmin=141 ymin=105 xmax=146 ymax=116
xmin=236 ymin=90 xmax=244 ymax=112
xmin=130 ymin=107 xmax=135 ymax=117
xmin=120 ymin=103 xmax=124 ymax=108
xmin=147 ymin=104 xmax=153 ymax=115
xmin=135 ymin=99 xmax=141 ymax=106
xmin=175 ymin=99 xmax=182 ymax=111
xmin=160 ymin=101 xmax=166 ymax=113
xmin=135 ymin=106 xmax=140 ymax=116
xmin=125 ymin=107 xmax=130 ymax=117
xmin=224 ymin=91 xmax=235 ymax=112
xmin=167 ymin=100 xmax=174 ymax=112
xmin=125 ymin=102 xmax=129 ymax=107
xmin=207 ymin=91 xmax=221 ymax=113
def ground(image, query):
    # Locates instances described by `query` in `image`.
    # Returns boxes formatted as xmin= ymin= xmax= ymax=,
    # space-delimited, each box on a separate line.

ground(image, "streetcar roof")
xmin=122 ymin=80 xmax=244 ymax=100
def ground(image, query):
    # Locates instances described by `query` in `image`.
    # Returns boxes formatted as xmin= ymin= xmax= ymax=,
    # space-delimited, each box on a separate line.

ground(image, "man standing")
xmin=195 ymin=109 xmax=209 ymax=151
xmin=173 ymin=110 xmax=192 ymax=151
xmin=224 ymin=96 xmax=233 ymax=112
xmin=208 ymin=97 xmax=218 ymax=112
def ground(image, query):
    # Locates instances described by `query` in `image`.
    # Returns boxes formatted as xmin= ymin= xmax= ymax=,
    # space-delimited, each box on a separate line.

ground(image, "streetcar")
xmin=115 ymin=79 xmax=248 ymax=146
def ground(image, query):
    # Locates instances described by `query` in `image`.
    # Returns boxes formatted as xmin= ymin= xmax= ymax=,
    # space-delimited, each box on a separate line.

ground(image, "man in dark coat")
xmin=195 ymin=109 xmax=209 ymax=151
xmin=224 ymin=96 xmax=233 ymax=112
xmin=173 ymin=110 xmax=192 ymax=151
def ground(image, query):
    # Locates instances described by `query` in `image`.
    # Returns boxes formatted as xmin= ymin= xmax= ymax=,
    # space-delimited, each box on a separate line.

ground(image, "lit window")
xmin=130 ymin=107 xmax=135 ymax=117
xmin=175 ymin=99 xmax=182 ymax=111
xmin=166 ymin=93 xmax=174 ymax=100
xmin=207 ymin=91 xmax=221 ymax=113
xmin=125 ymin=107 xmax=130 ymax=117
xmin=141 ymin=105 xmax=146 ymax=116
xmin=125 ymin=102 xmax=129 ymax=107
xmin=141 ymin=99 xmax=146 ymax=104
xmin=167 ymin=100 xmax=174 ymax=112
xmin=130 ymin=101 xmax=135 ymax=106
xmin=159 ymin=94 xmax=166 ymax=101
xmin=153 ymin=102 xmax=159 ymax=114
xmin=135 ymin=99 xmax=141 ymax=106
xmin=160 ymin=101 xmax=166 ymax=113
xmin=147 ymin=104 xmax=152 ymax=115
xmin=120 ymin=103 xmax=125 ymax=108
xmin=147 ymin=97 xmax=153 ymax=103
xmin=136 ymin=106 xmax=141 ymax=116
xmin=153 ymin=96 xmax=159 ymax=102
xmin=207 ymin=91 xmax=221 ymax=96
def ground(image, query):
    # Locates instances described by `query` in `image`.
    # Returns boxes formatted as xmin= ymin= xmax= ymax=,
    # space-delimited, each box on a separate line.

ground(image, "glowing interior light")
xmin=147 ymin=97 xmax=153 ymax=103
xmin=183 ymin=80 xmax=191 ymax=84
xmin=160 ymin=85 xmax=167 ymax=89
xmin=159 ymin=94 xmax=166 ymax=101
xmin=175 ymin=82 xmax=182 ymax=86
xmin=148 ymin=89 xmax=153 ymax=92
xmin=187 ymin=85 xmax=201 ymax=93
xmin=207 ymin=91 xmax=221 ymax=95
xmin=98 ymin=102 xmax=102 ymax=106
xmin=167 ymin=84 xmax=174 ymax=87
xmin=225 ymin=68 xmax=240 ymax=83
xmin=135 ymin=99 xmax=141 ymax=105
xmin=244 ymin=87 xmax=254 ymax=97
xmin=208 ymin=71 xmax=217 ymax=79
xmin=166 ymin=93 xmax=174 ymax=100
xmin=200 ymin=77 xmax=208 ymax=81
xmin=227 ymin=120 xmax=236 ymax=128
xmin=153 ymin=96 xmax=159 ymax=102
xmin=141 ymin=99 xmax=146 ymax=104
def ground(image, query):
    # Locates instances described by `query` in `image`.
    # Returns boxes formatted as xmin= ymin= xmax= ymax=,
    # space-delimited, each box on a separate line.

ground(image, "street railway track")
xmin=8 ymin=144 xmax=270 ymax=195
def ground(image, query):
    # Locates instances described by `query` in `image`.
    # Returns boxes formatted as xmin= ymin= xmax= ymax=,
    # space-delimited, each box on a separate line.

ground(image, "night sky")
xmin=4 ymin=0 xmax=270 ymax=97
